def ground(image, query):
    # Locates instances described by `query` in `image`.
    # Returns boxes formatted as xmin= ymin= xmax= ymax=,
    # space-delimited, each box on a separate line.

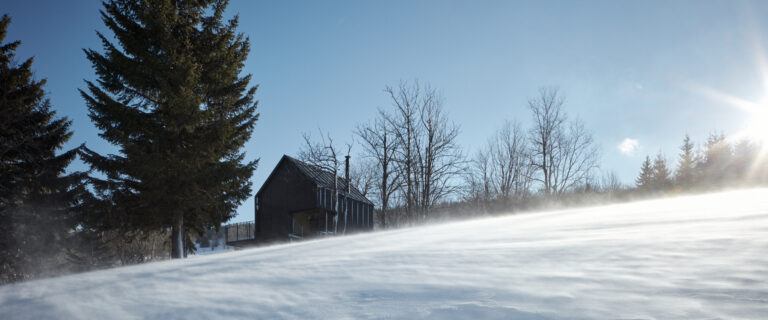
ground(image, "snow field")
xmin=1 ymin=189 xmax=767 ymax=319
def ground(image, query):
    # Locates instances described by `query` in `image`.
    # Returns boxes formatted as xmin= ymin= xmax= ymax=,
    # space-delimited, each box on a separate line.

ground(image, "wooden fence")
xmin=224 ymin=221 xmax=255 ymax=244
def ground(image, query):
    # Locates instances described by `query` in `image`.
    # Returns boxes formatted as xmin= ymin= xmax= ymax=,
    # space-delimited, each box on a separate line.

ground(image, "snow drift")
xmin=1 ymin=189 xmax=767 ymax=319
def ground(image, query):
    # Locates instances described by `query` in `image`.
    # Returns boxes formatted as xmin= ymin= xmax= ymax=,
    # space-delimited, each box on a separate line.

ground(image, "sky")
xmin=4 ymin=0 xmax=768 ymax=223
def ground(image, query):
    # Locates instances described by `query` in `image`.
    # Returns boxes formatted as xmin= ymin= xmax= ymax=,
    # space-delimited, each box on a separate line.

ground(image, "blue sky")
xmin=4 ymin=0 xmax=768 ymax=223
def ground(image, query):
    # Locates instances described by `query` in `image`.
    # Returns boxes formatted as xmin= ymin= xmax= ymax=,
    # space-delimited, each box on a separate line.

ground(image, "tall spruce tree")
xmin=81 ymin=0 xmax=259 ymax=259
xmin=0 ymin=15 xmax=86 ymax=283
xmin=635 ymin=155 xmax=653 ymax=191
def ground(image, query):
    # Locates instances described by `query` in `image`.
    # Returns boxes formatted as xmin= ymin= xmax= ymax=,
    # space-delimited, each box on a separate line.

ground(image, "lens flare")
xmin=690 ymin=28 xmax=768 ymax=182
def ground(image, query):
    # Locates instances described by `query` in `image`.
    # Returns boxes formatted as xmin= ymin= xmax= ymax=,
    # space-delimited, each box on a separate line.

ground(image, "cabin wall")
xmin=255 ymin=161 xmax=317 ymax=241
xmin=311 ymin=188 xmax=375 ymax=233
xmin=334 ymin=197 xmax=374 ymax=233
xmin=254 ymin=157 xmax=376 ymax=243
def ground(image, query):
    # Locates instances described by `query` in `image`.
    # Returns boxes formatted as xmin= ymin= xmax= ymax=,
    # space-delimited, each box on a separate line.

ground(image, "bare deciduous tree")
xmin=384 ymin=82 xmax=421 ymax=221
xmin=464 ymin=148 xmax=493 ymax=211
xmin=598 ymin=171 xmax=624 ymax=194
xmin=298 ymin=129 xmax=352 ymax=234
xmin=550 ymin=119 xmax=600 ymax=194
xmin=488 ymin=120 xmax=533 ymax=202
xmin=465 ymin=120 xmax=533 ymax=211
xmin=528 ymin=87 xmax=599 ymax=196
xmin=350 ymin=158 xmax=377 ymax=198
xmin=415 ymin=93 xmax=464 ymax=219
xmin=528 ymin=87 xmax=566 ymax=196
xmin=384 ymin=80 xmax=463 ymax=223
xmin=355 ymin=112 xmax=401 ymax=228
xmin=299 ymin=130 xmax=346 ymax=175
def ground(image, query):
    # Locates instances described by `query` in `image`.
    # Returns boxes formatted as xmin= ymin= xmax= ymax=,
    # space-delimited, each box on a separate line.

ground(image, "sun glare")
xmin=692 ymin=47 xmax=768 ymax=180
xmin=694 ymin=84 xmax=768 ymax=143
xmin=742 ymin=103 xmax=768 ymax=142
xmin=692 ymin=20 xmax=768 ymax=145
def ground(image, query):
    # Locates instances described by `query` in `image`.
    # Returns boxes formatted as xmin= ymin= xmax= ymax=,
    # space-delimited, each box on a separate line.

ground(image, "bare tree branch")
xmin=528 ymin=87 xmax=599 ymax=196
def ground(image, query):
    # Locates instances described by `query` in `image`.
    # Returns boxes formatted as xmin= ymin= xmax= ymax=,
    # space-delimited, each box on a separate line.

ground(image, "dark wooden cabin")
xmin=241 ymin=155 xmax=374 ymax=243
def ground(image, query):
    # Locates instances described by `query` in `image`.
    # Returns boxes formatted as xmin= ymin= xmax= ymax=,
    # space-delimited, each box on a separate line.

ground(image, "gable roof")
xmin=256 ymin=155 xmax=374 ymax=205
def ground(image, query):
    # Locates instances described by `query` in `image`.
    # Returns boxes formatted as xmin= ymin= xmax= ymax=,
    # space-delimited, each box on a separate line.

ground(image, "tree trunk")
xmin=171 ymin=215 xmax=184 ymax=259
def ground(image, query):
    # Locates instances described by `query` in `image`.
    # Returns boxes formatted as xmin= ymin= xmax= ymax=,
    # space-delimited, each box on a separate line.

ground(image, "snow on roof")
xmin=1 ymin=189 xmax=767 ymax=319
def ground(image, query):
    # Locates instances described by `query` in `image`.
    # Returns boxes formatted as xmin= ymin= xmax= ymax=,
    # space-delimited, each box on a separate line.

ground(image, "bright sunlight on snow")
xmin=2 ymin=189 xmax=768 ymax=319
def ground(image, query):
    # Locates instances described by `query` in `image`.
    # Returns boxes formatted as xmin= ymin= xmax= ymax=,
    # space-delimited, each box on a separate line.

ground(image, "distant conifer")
xmin=700 ymin=132 xmax=731 ymax=187
xmin=652 ymin=152 xmax=672 ymax=191
xmin=675 ymin=134 xmax=698 ymax=188
xmin=635 ymin=156 xmax=654 ymax=191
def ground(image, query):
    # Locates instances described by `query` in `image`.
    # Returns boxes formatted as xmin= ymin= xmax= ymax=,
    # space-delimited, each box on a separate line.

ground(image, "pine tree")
xmin=0 ymin=15 xmax=86 ymax=283
xmin=635 ymin=155 xmax=653 ymax=191
xmin=675 ymin=134 xmax=698 ymax=188
xmin=730 ymin=139 xmax=758 ymax=185
xmin=700 ymin=132 xmax=731 ymax=187
xmin=652 ymin=152 xmax=672 ymax=191
xmin=80 ymin=0 xmax=259 ymax=259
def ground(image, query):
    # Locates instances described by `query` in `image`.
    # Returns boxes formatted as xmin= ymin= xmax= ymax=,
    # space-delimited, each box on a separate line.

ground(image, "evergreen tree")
xmin=80 ymin=0 xmax=259 ymax=259
xmin=635 ymin=155 xmax=653 ymax=191
xmin=652 ymin=152 xmax=672 ymax=191
xmin=730 ymin=139 xmax=759 ymax=185
xmin=675 ymin=134 xmax=698 ymax=188
xmin=700 ymin=132 xmax=731 ymax=187
xmin=0 ymin=15 xmax=86 ymax=283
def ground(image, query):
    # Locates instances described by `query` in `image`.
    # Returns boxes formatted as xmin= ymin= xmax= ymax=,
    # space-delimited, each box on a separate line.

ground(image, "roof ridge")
xmin=283 ymin=154 xmax=373 ymax=205
xmin=285 ymin=154 xmax=336 ymax=177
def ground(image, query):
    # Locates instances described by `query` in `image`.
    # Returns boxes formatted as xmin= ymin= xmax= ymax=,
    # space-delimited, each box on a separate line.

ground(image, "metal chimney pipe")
xmin=345 ymin=155 xmax=351 ymax=192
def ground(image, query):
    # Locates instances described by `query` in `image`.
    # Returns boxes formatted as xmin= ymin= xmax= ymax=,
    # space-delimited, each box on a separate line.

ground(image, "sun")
xmin=693 ymin=86 xmax=768 ymax=179
xmin=692 ymin=84 xmax=768 ymax=142
xmin=691 ymin=23 xmax=768 ymax=144
xmin=741 ymin=103 xmax=768 ymax=142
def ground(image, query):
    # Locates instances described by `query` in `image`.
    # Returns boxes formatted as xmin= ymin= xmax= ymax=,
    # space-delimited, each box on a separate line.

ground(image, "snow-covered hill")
xmin=2 ymin=189 xmax=767 ymax=319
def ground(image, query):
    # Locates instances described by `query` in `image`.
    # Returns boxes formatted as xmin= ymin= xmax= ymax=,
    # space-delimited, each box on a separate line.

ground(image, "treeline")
xmin=300 ymin=83 xmax=601 ymax=227
xmin=304 ymin=81 xmax=768 ymax=228
xmin=1 ymin=0 xmax=257 ymax=284
xmin=462 ymin=87 xmax=599 ymax=212
xmin=635 ymin=133 xmax=767 ymax=194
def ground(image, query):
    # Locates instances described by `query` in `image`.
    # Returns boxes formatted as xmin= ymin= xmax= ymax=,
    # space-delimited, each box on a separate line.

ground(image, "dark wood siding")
xmin=336 ymin=197 xmax=374 ymax=232
xmin=255 ymin=161 xmax=317 ymax=241
xmin=251 ymin=156 xmax=376 ymax=243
